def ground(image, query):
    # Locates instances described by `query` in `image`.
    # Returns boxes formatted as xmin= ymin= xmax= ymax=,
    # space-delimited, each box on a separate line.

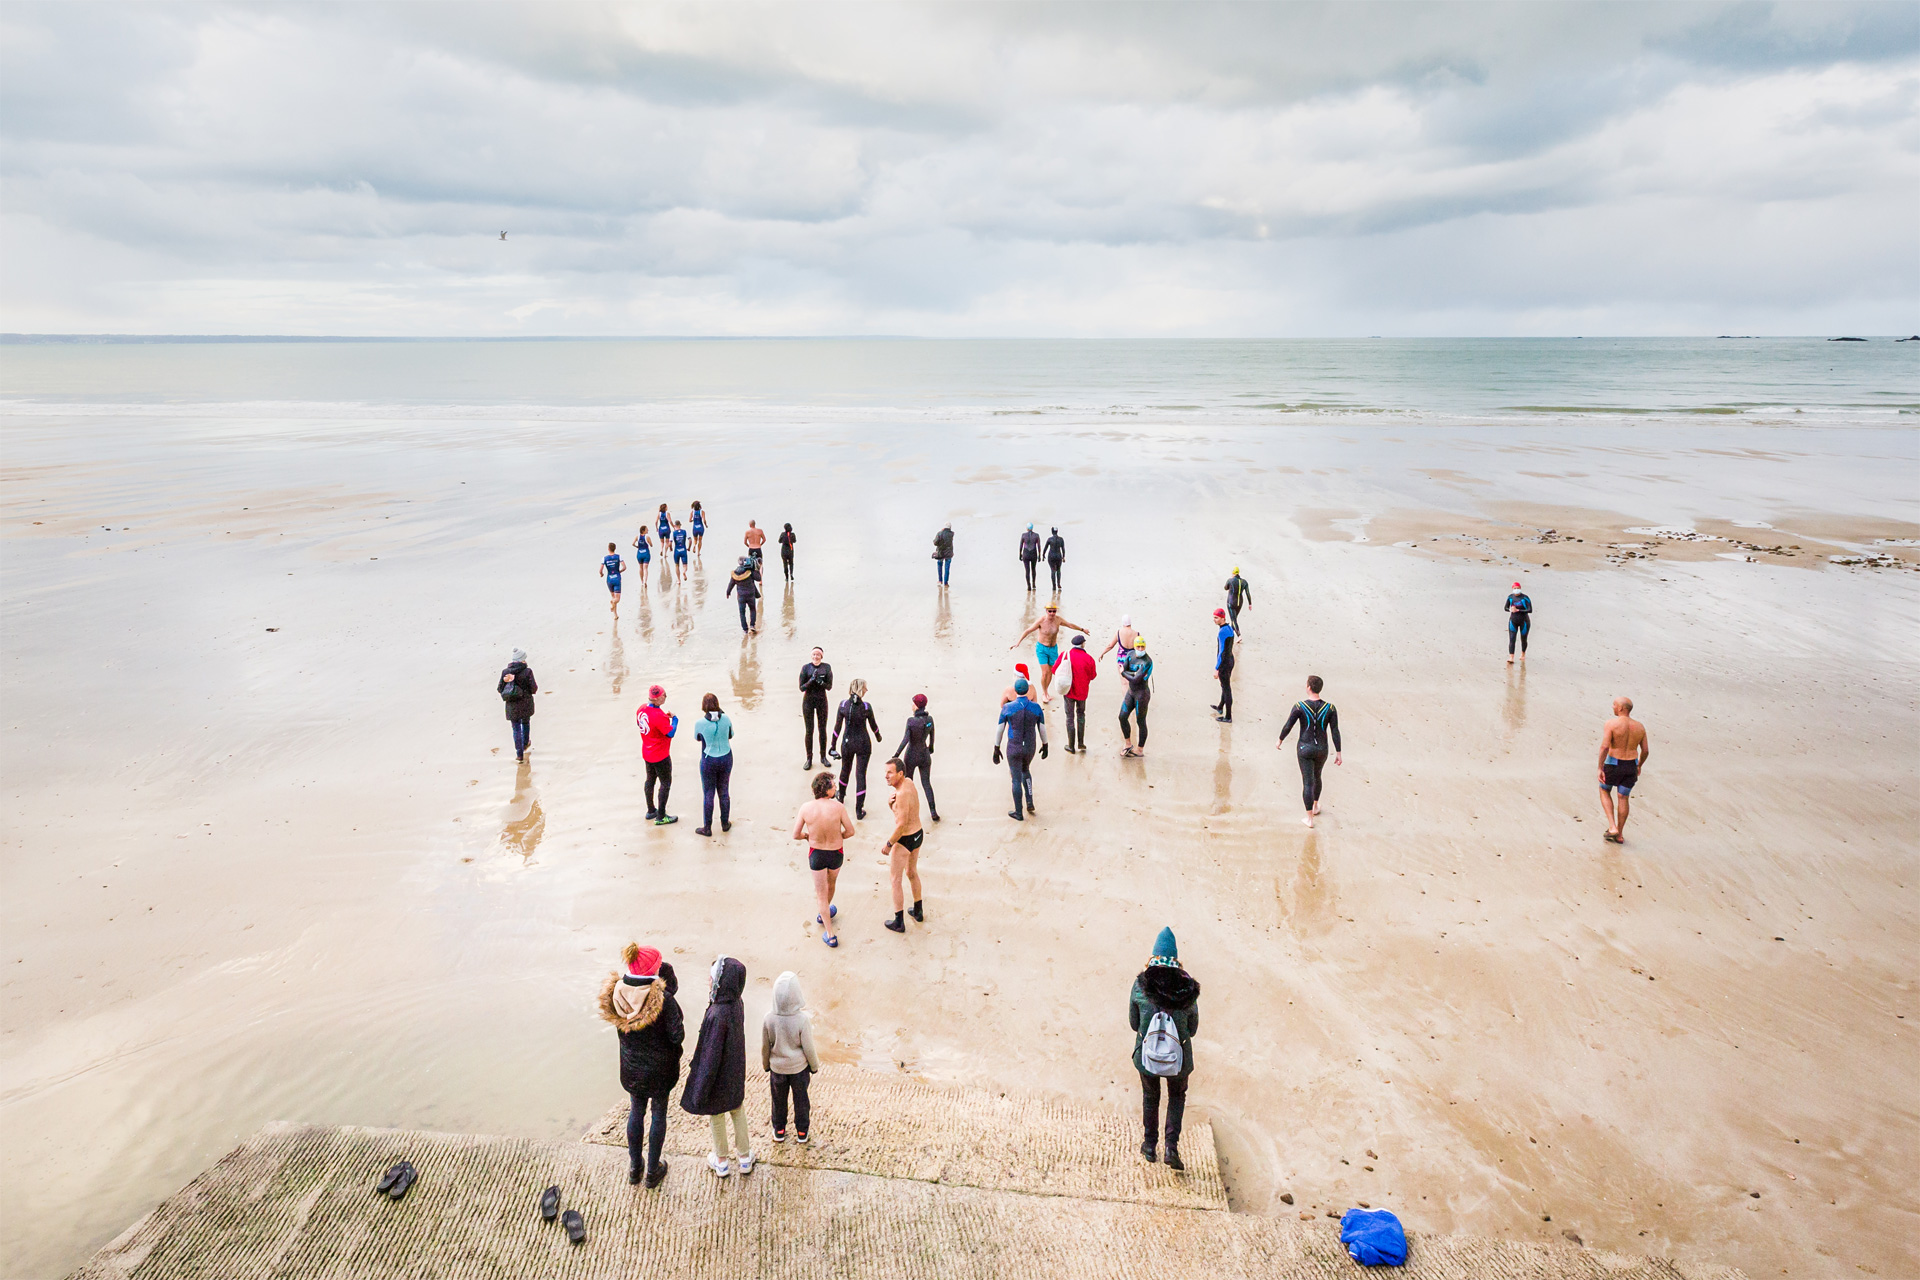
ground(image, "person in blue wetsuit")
xmin=656 ymin=504 xmax=673 ymax=552
xmin=994 ymin=678 xmax=1048 ymax=820
xmin=671 ymin=522 xmax=690 ymax=582
xmin=690 ymin=501 xmax=707 ymax=556
xmin=633 ymin=527 xmax=654 ymax=575
xmin=1211 ymin=608 xmax=1235 ymax=722
xmin=1276 ymin=675 xmax=1342 ymax=828
xmin=1119 ymin=638 xmax=1153 ymax=757
xmin=1505 ymin=582 xmax=1532 ymax=663
xmin=601 ymin=542 xmax=626 ymax=617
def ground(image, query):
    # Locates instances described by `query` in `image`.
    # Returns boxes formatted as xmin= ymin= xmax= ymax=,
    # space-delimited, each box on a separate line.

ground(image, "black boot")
xmin=1165 ymin=1144 xmax=1184 ymax=1171
xmin=1140 ymin=1139 xmax=1157 ymax=1163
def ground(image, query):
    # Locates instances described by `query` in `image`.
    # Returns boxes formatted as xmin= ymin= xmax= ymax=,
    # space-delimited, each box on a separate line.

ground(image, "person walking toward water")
xmin=880 ymin=758 xmax=925 ymax=931
xmin=799 ymin=648 xmax=833 ymax=770
xmin=1596 ymin=696 xmax=1649 ymax=844
xmin=682 ymin=956 xmax=754 ymax=1177
xmin=689 ymin=501 xmax=706 ymax=556
xmin=694 ymin=693 xmax=733 ymax=837
xmin=893 ymin=694 xmax=939 ymax=821
xmin=1044 ymin=527 xmax=1066 ymax=592
xmin=778 ymin=523 xmax=796 ymax=582
xmin=1099 ymin=614 xmax=1138 ymax=668
xmin=499 ymin=648 xmax=537 ymax=761
xmin=1276 ymin=676 xmax=1341 ymax=827
xmin=1224 ymin=568 xmax=1252 ymax=634
xmin=762 ymin=971 xmax=820 ymax=1144
xmin=1119 ymin=637 xmax=1153 ymax=757
xmin=933 ymin=523 xmax=954 ymax=585
xmin=792 ymin=772 xmax=855 ymax=948
xmin=1018 ymin=523 xmax=1041 ymax=591
xmin=1130 ymin=927 xmax=1199 ymax=1170
xmin=601 ymin=542 xmax=625 ymax=616
xmin=744 ymin=520 xmax=767 ymax=580
xmin=632 ymin=527 xmax=653 ymax=581
xmin=598 ymin=944 xmax=683 ymax=1188
xmin=1211 ymin=608 xmax=1235 ymax=722
xmin=994 ymin=677 xmax=1048 ymax=820
xmin=1010 ymin=603 xmax=1088 ymax=703
xmin=1061 ymin=634 xmax=1096 ymax=752
xmin=831 ymin=678 xmax=882 ymax=819
xmin=1506 ymin=581 xmax=1532 ymax=663
xmin=726 ymin=556 xmax=760 ymax=633
xmin=637 ymin=684 xmax=679 ymax=825
xmin=655 ymin=504 xmax=672 ymax=553
xmin=671 ymin=522 xmax=690 ymax=581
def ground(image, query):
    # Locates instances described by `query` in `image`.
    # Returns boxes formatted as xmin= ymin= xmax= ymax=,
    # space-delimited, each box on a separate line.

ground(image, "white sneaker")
xmin=707 ymin=1153 xmax=731 ymax=1177
xmin=737 ymin=1152 xmax=756 ymax=1175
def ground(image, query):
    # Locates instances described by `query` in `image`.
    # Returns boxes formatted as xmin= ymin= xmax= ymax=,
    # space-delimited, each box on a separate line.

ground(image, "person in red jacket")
xmin=1060 ymin=634 xmax=1098 ymax=753
xmin=637 ymin=684 xmax=680 ymax=825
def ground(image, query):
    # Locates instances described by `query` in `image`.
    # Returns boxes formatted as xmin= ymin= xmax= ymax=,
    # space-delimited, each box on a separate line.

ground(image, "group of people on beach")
xmin=501 ymin=509 xmax=1653 ymax=1181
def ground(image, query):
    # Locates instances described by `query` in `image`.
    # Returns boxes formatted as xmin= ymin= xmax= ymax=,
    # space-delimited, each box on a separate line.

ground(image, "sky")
xmin=1 ymin=1 xmax=1916 ymax=337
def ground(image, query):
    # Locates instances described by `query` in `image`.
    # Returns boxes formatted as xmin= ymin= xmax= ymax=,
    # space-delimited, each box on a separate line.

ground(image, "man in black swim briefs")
xmin=1596 ymin=696 xmax=1650 ymax=843
xmin=879 ymin=758 xmax=926 ymax=933
xmin=791 ymin=772 xmax=855 ymax=949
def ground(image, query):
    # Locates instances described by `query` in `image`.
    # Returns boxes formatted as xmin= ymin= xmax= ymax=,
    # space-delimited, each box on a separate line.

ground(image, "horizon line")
xmin=3 ymin=333 xmax=1905 ymax=345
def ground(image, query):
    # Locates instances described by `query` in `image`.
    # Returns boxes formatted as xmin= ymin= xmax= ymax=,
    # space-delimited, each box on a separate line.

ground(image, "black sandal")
xmin=539 ymin=1185 xmax=560 ymax=1221
xmin=386 ymin=1161 xmax=417 ymax=1201
xmin=561 ymin=1208 xmax=586 ymax=1244
xmin=374 ymin=1162 xmax=406 ymax=1196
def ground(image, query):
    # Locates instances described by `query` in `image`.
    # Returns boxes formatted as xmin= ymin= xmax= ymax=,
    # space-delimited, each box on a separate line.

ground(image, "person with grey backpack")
xmin=1129 ymin=926 xmax=1200 ymax=1170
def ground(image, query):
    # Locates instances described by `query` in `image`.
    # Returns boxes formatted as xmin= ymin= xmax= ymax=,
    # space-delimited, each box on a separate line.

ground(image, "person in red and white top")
xmin=637 ymin=684 xmax=679 ymax=826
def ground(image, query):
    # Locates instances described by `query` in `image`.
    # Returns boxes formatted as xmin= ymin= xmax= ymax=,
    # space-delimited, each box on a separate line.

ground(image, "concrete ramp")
xmin=73 ymin=1119 xmax=1744 ymax=1280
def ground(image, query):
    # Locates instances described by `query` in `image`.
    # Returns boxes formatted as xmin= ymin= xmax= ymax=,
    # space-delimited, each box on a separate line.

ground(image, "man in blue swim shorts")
xmin=600 ymin=542 xmax=625 ymax=616
xmin=1009 ymin=603 xmax=1087 ymax=703
xmin=1595 ymin=696 xmax=1650 ymax=845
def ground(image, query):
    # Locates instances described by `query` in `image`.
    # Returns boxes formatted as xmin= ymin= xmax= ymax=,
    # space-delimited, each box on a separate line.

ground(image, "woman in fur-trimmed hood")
xmin=598 ymin=943 xmax=683 ymax=1187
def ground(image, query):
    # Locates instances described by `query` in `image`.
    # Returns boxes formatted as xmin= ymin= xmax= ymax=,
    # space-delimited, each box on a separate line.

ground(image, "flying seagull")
xmin=499 ymin=231 xmax=507 ymax=240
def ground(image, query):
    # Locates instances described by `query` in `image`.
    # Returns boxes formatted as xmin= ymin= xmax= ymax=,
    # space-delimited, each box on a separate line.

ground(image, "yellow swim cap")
xmin=1133 ymin=636 xmax=1147 ymax=649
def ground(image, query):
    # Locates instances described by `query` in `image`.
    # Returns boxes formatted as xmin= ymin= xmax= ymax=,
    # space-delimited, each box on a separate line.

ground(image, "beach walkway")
xmin=72 ymin=1071 xmax=1743 ymax=1280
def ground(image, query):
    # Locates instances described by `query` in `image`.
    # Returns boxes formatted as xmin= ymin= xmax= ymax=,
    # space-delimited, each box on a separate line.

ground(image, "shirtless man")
xmin=791 ymin=772 xmax=856 ymax=948
xmin=1009 ymin=604 xmax=1088 ymax=702
xmin=1596 ymin=697 xmax=1650 ymax=844
xmin=1098 ymin=614 xmax=1139 ymax=669
xmin=744 ymin=520 xmax=768 ymax=581
xmin=878 ymin=758 xmax=925 ymax=933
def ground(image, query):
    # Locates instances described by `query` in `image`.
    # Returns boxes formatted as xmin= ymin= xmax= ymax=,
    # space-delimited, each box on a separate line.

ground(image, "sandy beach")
xmin=3 ymin=347 xmax=1917 ymax=1279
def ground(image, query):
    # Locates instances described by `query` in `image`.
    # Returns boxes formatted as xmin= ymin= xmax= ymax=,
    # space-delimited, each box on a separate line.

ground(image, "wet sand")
xmin=3 ymin=405 xmax=1917 ymax=1278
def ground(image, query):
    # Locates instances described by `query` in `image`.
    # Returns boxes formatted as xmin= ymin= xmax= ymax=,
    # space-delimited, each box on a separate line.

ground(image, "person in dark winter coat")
xmin=499 ymin=648 xmax=537 ymax=761
xmin=598 ymin=943 xmax=684 ymax=1188
xmin=681 ymin=955 xmax=755 ymax=1177
xmin=1129 ymin=926 xmax=1200 ymax=1170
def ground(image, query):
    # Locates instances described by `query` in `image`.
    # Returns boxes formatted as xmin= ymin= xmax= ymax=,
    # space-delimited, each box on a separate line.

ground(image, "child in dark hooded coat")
xmin=1129 ymin=926 xmax=1200 ymax=1170
xmin=680 ymin=954 xmax=754 ymax=1176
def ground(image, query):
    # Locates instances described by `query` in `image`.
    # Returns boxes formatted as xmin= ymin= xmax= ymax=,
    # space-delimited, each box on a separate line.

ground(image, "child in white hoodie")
xmin=761 ymin=970 xmax=821 ymax=1142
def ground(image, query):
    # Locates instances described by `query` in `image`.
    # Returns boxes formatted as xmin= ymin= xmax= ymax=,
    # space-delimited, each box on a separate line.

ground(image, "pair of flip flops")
xmin=539 ymin=1185 xmax=586 ymax=1244
xmin=374 ymin=1161 xmax=417 ymax=1201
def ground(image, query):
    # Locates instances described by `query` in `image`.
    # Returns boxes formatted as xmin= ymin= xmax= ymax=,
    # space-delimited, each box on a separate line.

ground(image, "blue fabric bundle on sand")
xmin=1340 ymin=1207 xmax=1408 ymax=1266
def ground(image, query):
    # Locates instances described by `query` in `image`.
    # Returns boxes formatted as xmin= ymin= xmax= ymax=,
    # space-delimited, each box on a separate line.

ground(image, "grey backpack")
xmin=1140 ymin=1009 xmax=1183 ymax=1077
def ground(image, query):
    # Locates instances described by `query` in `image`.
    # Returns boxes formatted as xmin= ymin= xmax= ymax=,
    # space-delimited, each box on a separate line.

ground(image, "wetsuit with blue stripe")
xmin=1278 ymin=699 xmax=1341 ymax=811
xmin=1506 ymin=592 xmax=1532 ymax=655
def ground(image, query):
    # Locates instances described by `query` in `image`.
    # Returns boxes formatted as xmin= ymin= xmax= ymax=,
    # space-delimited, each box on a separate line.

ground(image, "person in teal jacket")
xmin=1129 ymin=926 xmax=1200 ymax=1170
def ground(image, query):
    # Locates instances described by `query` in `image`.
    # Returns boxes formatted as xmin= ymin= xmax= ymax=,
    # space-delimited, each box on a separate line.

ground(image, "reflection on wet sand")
xmin=1503 ymin=664 xmax=1526 ymax=737
xmin=670 ymin=577 xmax=694 ymax=646
xmin=780 ymin=583 xmax=796 ymax=639
xmin=606 ymin=627 xmax=627 ymax=696
xmin=1211 ymin=733 xmax=1232 ymax=815
xmin=634 ymin=588 xmax=653 ymax=645
xmin=499 ymin=761 xmax=545 ymax=861
xmin=1286 ymin=833 xmax=1330 ymax=935
xmin=690 ymin=560 xmax=707 ymax=612
xmin=731 ymin=633 xmax=762 ymax=709
xmin=934 ymin=587 xmax=952 ymax=642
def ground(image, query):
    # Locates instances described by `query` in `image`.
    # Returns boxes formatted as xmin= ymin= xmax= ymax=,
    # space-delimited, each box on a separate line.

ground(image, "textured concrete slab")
xmin=72 ymin=1123 xmax=1744 ymax=1280
xmin=580 ymin=1067 xmax=1227 ymax=1210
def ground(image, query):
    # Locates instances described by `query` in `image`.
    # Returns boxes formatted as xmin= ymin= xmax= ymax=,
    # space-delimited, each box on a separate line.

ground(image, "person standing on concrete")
xmin=762 ymin=971 xmax=820 ymax=1144
xmin=1211 ymin=608 xmax=1236 ymax=723
xmin=498 ymin=648 xmax=537 ymax=761
xmin=682 ymin=955 xmax=754 ymax=1177
xmin=933 ymin=523 xmax=954 ymax=586
xmin=1061 ymin=634 xmax=1097 ymax=752
xmin=598 ymin=943 xmax=683 ymax=1188
xmin=893 ymin=694 xmax=940 ymax=822
xmin=1223 ymin=567 xmax=1252 ymax=634
xmin=994 ymin=677 xmax=1048 ymax=821
xmin=693 ymin=693 xmax=733 ymax=837
xmin=1130 ymin=926 xmax=1200 ymax=1171
xmin=799 ymin=648 xmax=833 ymax=770
xmin=637 ymin=684 xmax=679 ymax=825
xmin=1043 ymin=526 xmax=1066 ymax=592
xmin=1018 ymin=523 xmax=1041 ymax=591
xmin=726 ymin=556 xmax=760 ymax=633
xmin=831 ymin=677 xmax=882 ymax=819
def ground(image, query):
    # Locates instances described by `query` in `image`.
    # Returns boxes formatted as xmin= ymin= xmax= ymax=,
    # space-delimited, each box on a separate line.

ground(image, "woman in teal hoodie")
xmin=1129 ymin=926 xmax=1200 ymax=1170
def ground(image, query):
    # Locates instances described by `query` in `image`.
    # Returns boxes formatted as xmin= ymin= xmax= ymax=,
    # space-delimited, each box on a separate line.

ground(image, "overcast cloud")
xmin=2 ymin=1 xmax=1915 ymax=336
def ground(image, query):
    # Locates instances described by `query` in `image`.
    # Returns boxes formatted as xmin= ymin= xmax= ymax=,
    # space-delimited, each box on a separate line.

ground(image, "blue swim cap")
xmin=1014 ymin=678 xmax=1029 ymax=694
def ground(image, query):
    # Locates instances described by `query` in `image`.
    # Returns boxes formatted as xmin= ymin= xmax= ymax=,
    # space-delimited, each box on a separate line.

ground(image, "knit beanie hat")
xmin=1148 ymin=927 xmax=1179 ymax=967
xmin=623 ymin=944 xmax=661 ymax=979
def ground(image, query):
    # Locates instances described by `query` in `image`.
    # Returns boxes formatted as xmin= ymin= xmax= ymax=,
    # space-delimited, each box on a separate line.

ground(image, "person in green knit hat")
xmin=1129 ymin=926 xmax=1201 ymax=1169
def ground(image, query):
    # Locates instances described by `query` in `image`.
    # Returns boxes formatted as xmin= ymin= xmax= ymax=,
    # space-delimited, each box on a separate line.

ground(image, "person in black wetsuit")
xmin=1210 ymin=608 xmax=1235 ymax=722
xmin=1505 ymin=582 xmax=1532 ymax=664
xmin=1224 ymin=568 xmax=1252 ymax=634
xmin=1119 ymin=638 xmax=1153 ymax=757
xmin=1019 ymin=524 xmax=1041 ymax=591
xmin=1276 ymin=675 xmax=1342 ymax=827
xmin=778 ymin=524 xmax=797 ymax=582
xmin=893 ymin=694 xmax=939 ymax=822
xmin=832 ymin=678 xmax=882 ymax=818
xmin=799 ymin=648 xmax=833 ymax=770
xmin=725 ymin=556 xmax=760 ymax=632
xmin=1043 ymin=527 xmax=1066 ymax=592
